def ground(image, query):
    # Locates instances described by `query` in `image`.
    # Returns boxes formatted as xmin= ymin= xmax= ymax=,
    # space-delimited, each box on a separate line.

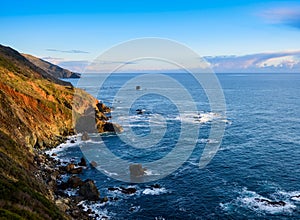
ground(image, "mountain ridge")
xmin=23 ymin=53 xmax=81 ymax=78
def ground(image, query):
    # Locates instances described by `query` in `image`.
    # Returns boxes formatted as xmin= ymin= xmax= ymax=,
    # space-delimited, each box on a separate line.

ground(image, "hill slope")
xmin=23 ymin=54 xmax=81 ymax=78
xmin=0 ymin=44 xmax=116 ymax=219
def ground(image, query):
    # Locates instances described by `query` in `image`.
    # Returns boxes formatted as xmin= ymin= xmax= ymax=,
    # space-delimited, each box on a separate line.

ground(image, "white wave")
xmin=144 ymin=169 xmax=160 ymax=176
xmin=77 ymin=200 xmax=112 ymax=219
xmin=45 ymin=135 xmax=81 ymax=156
xmin=276 ymin=190 xmax=300 ymax=202
xmin=175 ymin=112 xmax=224 ymax=124
xmin=64 ymin=188 xmax=78 ymax=197
xmin=197 ymin=138 xmax=220 ymax=144
xmin=142 ymin=187 xmax=168 ymax=195
xmin=221 ymin=188 xmax=296 ymax=215
xmin=98 ymin=168 xmax=118 ymax=177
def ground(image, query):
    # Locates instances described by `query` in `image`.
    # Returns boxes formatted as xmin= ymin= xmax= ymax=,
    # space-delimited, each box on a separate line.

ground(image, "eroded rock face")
xmin=78 ymin=179 xmax=100 ymax=201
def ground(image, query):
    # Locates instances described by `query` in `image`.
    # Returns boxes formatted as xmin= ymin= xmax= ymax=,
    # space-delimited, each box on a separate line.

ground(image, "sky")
xmin=1 ymin=0 xmax=300 ymax=72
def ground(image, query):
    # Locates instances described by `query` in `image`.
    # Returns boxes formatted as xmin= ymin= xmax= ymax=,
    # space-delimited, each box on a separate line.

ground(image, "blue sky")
xmin=1 ymin=0 xmax=300 ymax=71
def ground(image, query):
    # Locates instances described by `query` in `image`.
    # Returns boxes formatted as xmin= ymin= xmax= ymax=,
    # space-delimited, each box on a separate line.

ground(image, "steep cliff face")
xmin=0 ymin=44 xmax=117 ymax=219
xmin=22 ymin=54 xmax=81 ymax=78
xmin=0 ymin=45 xmax=96 ymax=149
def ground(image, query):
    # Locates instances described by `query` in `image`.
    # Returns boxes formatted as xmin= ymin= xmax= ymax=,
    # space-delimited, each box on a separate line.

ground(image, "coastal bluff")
xmin=0 ymin=44 xmax=120 ymax=219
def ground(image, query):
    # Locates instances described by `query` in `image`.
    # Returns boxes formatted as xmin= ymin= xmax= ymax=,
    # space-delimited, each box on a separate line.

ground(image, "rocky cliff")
xmin=0 ymin=44 xmax=119 ymax=219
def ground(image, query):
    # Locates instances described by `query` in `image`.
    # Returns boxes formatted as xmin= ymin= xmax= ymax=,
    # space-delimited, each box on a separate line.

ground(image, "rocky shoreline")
xmin=34 ymin=134 xmax=165 ymax=219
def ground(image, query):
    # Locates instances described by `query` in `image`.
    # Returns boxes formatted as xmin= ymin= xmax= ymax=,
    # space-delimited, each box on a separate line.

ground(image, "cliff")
xmin=0 ymin=44 xmax=119 ymax=219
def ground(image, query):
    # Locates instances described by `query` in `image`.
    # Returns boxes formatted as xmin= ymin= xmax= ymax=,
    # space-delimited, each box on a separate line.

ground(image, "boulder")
xmin=65 ymin=163 xmax=75 ymax=172
xmin=90 ymin=161 xmax=98 ymax=168
xmin=129 ymin=164 xmax=146 ymax=177
xmin=65 ymin=163 xmax=83 ymax=174
xmin=79 ymin=179 xmax=100 ymax=201
xmin=120 ymin=186 xmax=137 ymax=194
xmin=101 ymin=196 xmax=109 ymax=203
xmin=103 ymin=122 xmax=123 ymax=133
xmin=55 ymin=198 xmax=70 ymax=212
xmin=69 ymin=167 xmax=83 ymax=174
xmin=78 ymin=157 xmax=87 ymax=167
xmin=67 ymin=175 xmax=84 ymax=188
xmin=81 ymin=132 xmax=90 ymax=141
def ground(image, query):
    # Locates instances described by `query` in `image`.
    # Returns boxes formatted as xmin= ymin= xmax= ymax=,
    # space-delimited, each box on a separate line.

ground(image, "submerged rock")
xmin=120 ymin=186 xmax=137 ymax=195
xmin=254 ymin=198 xmax=286 ymax=207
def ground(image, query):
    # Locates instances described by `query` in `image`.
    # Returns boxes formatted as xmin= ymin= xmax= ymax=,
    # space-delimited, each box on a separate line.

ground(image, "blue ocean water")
xmin=54 ymin=73 xmax=300 ymax=219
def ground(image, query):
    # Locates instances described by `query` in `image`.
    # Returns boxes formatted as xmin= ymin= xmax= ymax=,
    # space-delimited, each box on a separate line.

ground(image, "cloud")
xmin=46 ymin=49 xmax=89 ymax=54
xmin=205 ymin=50 xmax=300 ymax=73
xmin=260 ymin=7 xmax=300 ymax=29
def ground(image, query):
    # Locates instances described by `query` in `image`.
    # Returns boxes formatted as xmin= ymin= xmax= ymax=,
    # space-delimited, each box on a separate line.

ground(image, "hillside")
xmin=23 ymin=54 xmax=81 ymax=78
xmin=0 ymin=44 xmax=118 ymax=219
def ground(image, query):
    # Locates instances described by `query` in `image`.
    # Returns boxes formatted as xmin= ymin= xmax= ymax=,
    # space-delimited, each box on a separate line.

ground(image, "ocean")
xmin=49 ymin=72 xmax=300 ymax=219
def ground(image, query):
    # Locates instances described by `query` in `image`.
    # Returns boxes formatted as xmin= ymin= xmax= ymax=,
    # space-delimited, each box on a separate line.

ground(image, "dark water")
xmin=54 ymin=73 xmax=300 ymax=219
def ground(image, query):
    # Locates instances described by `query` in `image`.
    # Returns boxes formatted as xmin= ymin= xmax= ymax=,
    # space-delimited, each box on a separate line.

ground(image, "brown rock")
xmin=78 ymin=157 xmax=87 ymax=166
xmin=129 ymin=164 xmax=146 ymax=177
xmin=81 ymin=132 xmax=90 ymax=141
xmin=120 ymin=186 xmax=137 ymax=194
xmin=67 ymin=175 xmax=84 ymax=188
xmin=55 ymin=199 xmax=70 ymax=212
xmin=101 ymin=196 xmax=109 ymax=203
xmin=79 ymin=179 xmax=100 ymax=201
xmin=90 ymin=161 xmax=98 ymax=168
xmin=69 ymin=167 xmax=83 ymax=174
xmin=65 ymin=163 xmax=75 ymax=172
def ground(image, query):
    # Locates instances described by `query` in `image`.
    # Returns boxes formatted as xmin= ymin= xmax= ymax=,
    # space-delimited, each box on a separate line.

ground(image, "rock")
xmin=67 ymin=175 xmax=84 ymax=188
xmin=151 ymin=184 xmax=161 ymax=189
xmin=65 ymin=163 xmax=75 ymax=172
xmin=136 ymin=109 xmax=143 ymax=115
xmin=55 ymin=199 xmax=70 ymax=212
xmin=81 ymin=132 xmax=90 ymax=141
xmin=129 ymin=164 xmax=146 ymax=177
xmin=52 ymin=153 xmax=57 ymax=156
xmin=101 ymin=196 xmax=109 ymax=203
xmin=70 ymin=140 xmax=76 ymax=144
xmin=65 ymin=163 xmax=83 ymax=174
xmin=70 ymin=208 xmax=81 ymax=218
xmin=69 ymin=167 xmax=83 ymax=174
xmin=90 ymin=161 xmax=98 ymax=168
xmin=120 ymin=186 xmax=136 ymax=194
xmin=108 ymin=187 xmax=119 ymax=191
xmin=254 ymin=198 xmax=286 ymax=207
xmin=79 ymin=179 xmax=100 ymax=201
xmin=78 ymin=157 xmax=87 ymax=166
xmin=103 ymin=122 xmax=123 ymax=133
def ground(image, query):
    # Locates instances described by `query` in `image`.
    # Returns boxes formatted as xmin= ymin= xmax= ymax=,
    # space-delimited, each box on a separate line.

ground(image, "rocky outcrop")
xmin=78 ymin=179 xmax=100 ymax=201
xmin=129 ymin=164 xmax=146 ymax=177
